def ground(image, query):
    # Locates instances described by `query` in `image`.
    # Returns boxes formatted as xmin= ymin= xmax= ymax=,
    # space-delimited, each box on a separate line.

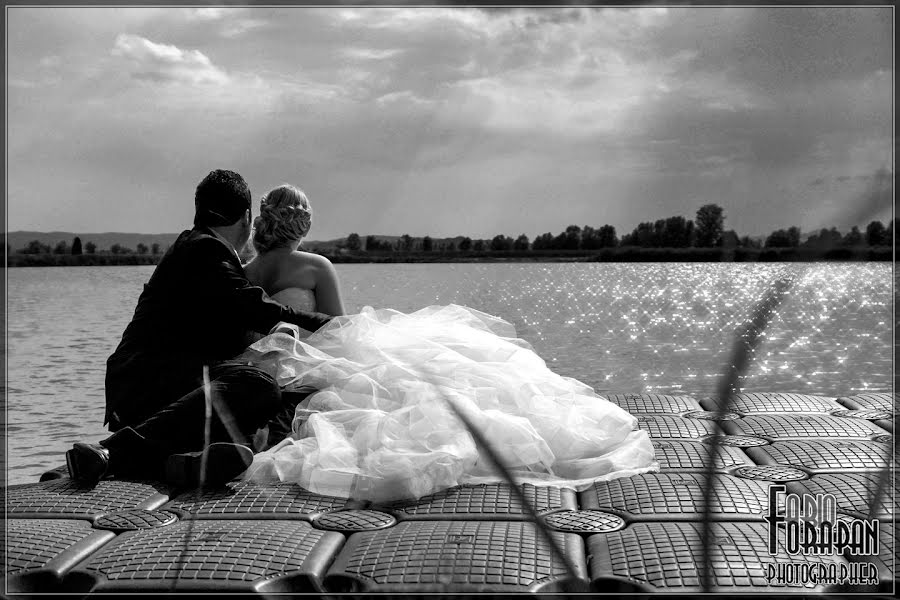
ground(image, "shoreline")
xmin=6 ymin=246 xmax=894 ymax=267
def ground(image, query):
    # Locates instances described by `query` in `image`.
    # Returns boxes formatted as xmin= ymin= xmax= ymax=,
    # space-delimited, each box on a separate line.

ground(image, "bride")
xmin=241 ymin=184 xmax=657 ymax=502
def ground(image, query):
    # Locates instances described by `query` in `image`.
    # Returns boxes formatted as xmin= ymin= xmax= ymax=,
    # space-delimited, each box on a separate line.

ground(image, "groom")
xmin=67 ymin=169 xmax=331 ymax=487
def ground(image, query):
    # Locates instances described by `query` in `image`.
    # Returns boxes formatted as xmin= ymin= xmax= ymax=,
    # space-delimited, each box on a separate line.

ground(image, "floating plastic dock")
xmin=3 ymin=392 xmax=896 ymax=594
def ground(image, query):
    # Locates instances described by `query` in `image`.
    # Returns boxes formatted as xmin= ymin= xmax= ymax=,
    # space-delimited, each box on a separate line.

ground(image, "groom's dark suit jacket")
xmin=104 ymin=227 xmax=330 ymax=431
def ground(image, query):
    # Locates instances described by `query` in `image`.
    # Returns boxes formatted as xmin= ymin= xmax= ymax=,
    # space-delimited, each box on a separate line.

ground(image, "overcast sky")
xmin=6 ymin=6 xmax=893 ymax=240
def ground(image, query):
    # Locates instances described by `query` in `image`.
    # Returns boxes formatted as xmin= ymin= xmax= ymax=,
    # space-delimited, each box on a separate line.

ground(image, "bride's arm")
xmin=311 ymin=255 xmax=346 ymax=316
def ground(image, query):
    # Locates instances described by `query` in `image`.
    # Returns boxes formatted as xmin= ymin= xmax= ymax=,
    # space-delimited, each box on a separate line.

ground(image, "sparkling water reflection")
xmin=5 ymin=262 xmax=891 ymax=485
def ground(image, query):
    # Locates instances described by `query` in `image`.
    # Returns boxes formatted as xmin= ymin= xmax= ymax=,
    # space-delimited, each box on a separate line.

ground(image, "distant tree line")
xmin=13 ymin=236 xmax=165 ymax=256
xmin=763 ymin=221 xmax=894 ymax=249
xmin=339 ymin=204 xmax=896 ymax=257
xmin=7 ymin=236 xmax=169 ymax=266
xmin=7 ymin=204 xmax=896 ymax=267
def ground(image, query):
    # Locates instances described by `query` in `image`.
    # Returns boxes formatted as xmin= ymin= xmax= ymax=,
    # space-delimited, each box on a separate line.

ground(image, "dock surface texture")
xmin=3 ymin=392 xmax=896 ymax=595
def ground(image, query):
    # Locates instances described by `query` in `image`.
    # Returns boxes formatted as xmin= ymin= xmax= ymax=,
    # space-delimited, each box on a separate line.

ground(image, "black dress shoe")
xmin=66 ymin=443 xmax=111 ymax=483
xmin=164 ymin=442 xmax=253 ymax=489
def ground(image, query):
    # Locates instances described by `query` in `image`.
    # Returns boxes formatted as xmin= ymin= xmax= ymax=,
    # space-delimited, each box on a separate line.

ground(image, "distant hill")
xmin=306 ymin=234 xmax=470 ymax=253
xmin=303 ymin=235 xmax=405 ymax=252
xmin=6 ymin=231 xmax=470 ymax=254
xmin=6 ymin=231 xmax=181 ymax=253
xmin=7 ymin=231 xmax=338 ymax=254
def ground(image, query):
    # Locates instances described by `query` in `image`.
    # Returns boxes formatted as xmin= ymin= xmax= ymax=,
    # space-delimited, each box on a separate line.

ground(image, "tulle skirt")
xmin=239 ymin=305 xmax=657 ymax=502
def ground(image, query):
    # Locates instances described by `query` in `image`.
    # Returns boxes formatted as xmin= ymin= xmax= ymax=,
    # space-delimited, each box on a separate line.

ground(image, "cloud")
xmin=221 ymin=19 xmax=268 ymax=38
xmin=7 ymin=53 xmax=64 ymax=89
xmin=333 ymin=7 xmax=488 ymax=32
xmin=642 ymin=7 xmax=891 ymax=95
xmin=5 ymin=6 xmax=893 ymax=239
xmin=375 ymin=89 xmax=432 ymax=109
xmin=179 ymin=6 xmax=268 ymax=37
xmin=307 ymin=7 xmax=687 ymax=139
xmin=845 ymin=168 xmax=893 ymax=225
xmin=341 ymin=47 xmax=404 ymax=61
xmin=111 ymin=33 xmax=229 ymax=84
xmin=188 ymin=7 xmax=228 ymax=21
xmin=8 ymin=78 xmax=39 ymax=89
xmin=39 ymin=55 xmax=61 ymax=68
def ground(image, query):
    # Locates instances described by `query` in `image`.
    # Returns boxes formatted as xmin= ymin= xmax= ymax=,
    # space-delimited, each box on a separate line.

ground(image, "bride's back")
xmin=245 ymin=248 xmax=344 ymax=316
xmin=245 ymin=250 xmax=319 ymax=296
xmin=247 ymin=184 xmax=346 ymax=316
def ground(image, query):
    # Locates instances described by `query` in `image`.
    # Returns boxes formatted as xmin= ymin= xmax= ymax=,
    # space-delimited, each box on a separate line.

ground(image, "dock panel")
xmin=635 ymin=415 xmax=720 ymax=439
xmin=588 ymin=521 xmax=845 ymax=593
xmin=323 ymin=520 xmax=587 ymax=593
xmin=62 ymin=519 xmax=344 ymax=593
xmin=701 ymin=392 xmax=843 ymax=414
xmin=724 ymin=414 xmax=887 ymax=440
xmin=579 ymin=473 xmax=771 ymax=521
xmin=2 ymin=519 xmax=115 ymax=593
xmin=653 ymin=440 xmax=754 ymax=472
xmin=165 ymin=480 xmax=358 ymax=520
xmin=746 ymin=439 xmax=891 ymax=473
xmin=375 ymin=483 xmax=577 ymax=521
xmin=5 ymin=479 xmax=170 ymax=521
xmin=787 ymin=473 xmax=896 ymax=519
xmin=604 ymin=393 xmax=702 ymax=414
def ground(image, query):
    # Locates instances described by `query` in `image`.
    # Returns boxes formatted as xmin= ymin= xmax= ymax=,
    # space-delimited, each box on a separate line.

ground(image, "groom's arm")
xmin=194 ymin=237 xmax=333 ymax=333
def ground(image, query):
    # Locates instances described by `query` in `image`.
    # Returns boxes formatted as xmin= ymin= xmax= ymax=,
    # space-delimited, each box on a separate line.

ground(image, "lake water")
xmin=4 ymin=262 xmax=893 ymax=485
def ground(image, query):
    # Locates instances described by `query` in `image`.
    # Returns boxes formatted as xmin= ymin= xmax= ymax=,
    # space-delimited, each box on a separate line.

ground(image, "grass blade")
xmin=442 ymin=394 xmax=588 ymax=594
xmin=701 ymin=269 xmax=801 ymax=592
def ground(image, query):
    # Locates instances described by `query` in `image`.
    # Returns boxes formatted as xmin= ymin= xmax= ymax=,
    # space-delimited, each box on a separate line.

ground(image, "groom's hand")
xmin=296 ymin=310 xmax=333 ymax=332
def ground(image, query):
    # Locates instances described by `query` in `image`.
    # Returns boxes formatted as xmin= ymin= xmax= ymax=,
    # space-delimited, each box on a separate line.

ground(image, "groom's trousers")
xmin=101 ymin=360 xmax=313 ymax=478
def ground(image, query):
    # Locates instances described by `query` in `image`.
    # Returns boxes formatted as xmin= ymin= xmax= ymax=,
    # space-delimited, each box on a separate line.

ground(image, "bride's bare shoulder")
xmin=289 ymin=250 xmax=335 ymax=270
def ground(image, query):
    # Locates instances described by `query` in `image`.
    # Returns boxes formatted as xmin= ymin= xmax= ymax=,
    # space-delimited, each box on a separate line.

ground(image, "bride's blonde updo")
xmin=252 ymin=184 xmax=313 ymax=253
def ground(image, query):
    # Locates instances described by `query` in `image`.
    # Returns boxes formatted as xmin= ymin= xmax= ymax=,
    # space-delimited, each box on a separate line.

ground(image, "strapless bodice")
xmin=270 ymin=287 xmax=317 ymax=313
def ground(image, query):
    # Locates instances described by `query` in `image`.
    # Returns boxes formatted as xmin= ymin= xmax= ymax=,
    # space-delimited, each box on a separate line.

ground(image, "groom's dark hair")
xmin=194 ymin=169 xmax=252 ymax=228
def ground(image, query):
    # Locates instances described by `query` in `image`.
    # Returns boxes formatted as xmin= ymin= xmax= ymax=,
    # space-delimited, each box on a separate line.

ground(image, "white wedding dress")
xmin=268 ymin=288 xmax=318 ymax=338
xmin=241 ymin=289 xmax=657 ymax=502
